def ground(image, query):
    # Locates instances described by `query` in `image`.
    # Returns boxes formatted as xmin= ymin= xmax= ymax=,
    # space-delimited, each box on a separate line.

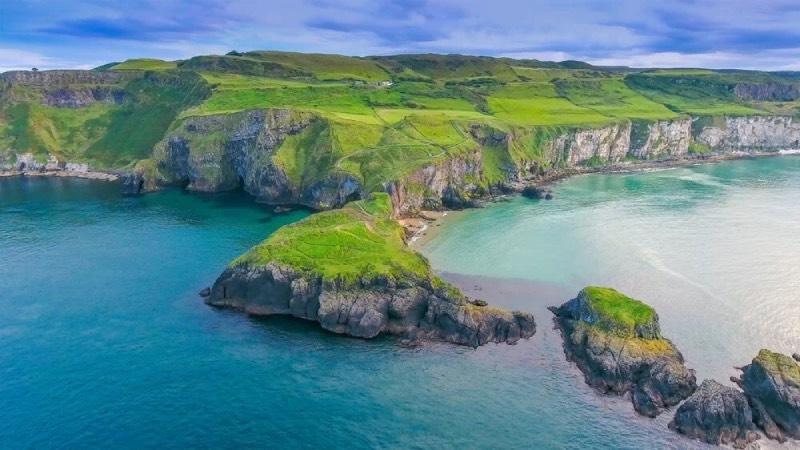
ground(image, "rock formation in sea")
xmin=668 ymin=379 xmax=760 ymax=448
xmin=206 ymin=193 xmax=536 ymax=347
xmin=549 ymin=286 xmax=697 ymax=417
xmin=735 ymin=349 xmax=800 ymax=442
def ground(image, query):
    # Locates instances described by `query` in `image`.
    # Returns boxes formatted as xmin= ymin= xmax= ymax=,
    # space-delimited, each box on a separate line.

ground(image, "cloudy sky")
xmin=2 ymin=0 xmax=800 ymax=72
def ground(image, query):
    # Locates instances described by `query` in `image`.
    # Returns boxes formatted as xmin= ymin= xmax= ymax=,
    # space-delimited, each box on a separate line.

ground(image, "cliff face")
xmin=630 ymin=119 xmax=692 ymax=159
xmin=695 ymin=116 xmax=800 ymax=151
xmin=147 ymin=109 xmax=362 ymax=209
xmin=127 ymin=111 xmax=800 ymax=214
xmin=208 ymin=263 xmax=536 ymax=347
xmin=557 ymin=122 xmax=631 ymax=166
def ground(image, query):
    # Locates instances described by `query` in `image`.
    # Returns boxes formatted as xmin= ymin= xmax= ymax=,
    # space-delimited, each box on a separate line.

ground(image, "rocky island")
xmin=207 ymin=193 xmax=535 ymax=347
xmin=549 ymin=286 xmax=697 ymax=416
xmin=736 ymin=349 xmax=800 ymax=442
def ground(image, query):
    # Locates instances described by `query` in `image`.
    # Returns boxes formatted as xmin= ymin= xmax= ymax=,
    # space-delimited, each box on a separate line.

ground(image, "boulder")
xmin=669 ymin=379 xmax=760 ymax=448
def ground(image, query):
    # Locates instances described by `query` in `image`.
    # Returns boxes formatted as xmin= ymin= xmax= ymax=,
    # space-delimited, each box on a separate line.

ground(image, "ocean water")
xmin=0 ymin=157 xmax=797 ymax=449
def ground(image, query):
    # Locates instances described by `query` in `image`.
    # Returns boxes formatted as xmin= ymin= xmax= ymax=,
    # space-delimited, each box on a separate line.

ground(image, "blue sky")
xmin=2 ymin=0 xmax=800 ymax=72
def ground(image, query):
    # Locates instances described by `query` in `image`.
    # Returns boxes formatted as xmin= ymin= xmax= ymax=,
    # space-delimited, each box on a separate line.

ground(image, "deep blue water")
xmin=4 ymin=159 xmax=796 ymax=449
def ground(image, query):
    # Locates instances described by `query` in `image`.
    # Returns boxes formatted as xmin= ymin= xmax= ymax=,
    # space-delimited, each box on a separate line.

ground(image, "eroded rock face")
xmin=669 ymin=379 xmax=760 ymax=448
xmin=42 ymin=87 xmax=126 ymax=108
xmin=558 ymin=123 xmax=631 ymax=166
xmin=696 ymin=116 xmax=800 ymax=151
xmin=550 ymin=289 xmax=696 ymax=417
xmin=735 ymin=83 xmax=800 ymax=102
xmin=738 ymin=349 xmax=800 ymax=441
xmin=151 ymin=109 xmax=363 ymax=209
xmin=630 ymin=119 xmax=692 ymax=159
xmin=207 ymin=263 xmax=536 ymax=347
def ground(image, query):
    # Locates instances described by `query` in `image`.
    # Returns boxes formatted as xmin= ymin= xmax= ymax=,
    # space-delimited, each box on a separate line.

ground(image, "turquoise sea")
xmin=2 ymin=156 xmax=799 ymax=449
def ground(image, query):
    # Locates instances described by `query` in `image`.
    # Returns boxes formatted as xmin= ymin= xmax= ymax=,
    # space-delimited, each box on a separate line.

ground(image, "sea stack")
xmin=549 ymin=286 xmax=696 ymax=416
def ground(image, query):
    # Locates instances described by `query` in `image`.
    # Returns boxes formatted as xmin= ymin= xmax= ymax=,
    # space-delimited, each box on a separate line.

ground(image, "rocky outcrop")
xmin=550 ymin=287 xmax=696 ymax=417
xmin=150 ymin=109 xmax=363 ymax=209
xmin=208 ymin=262 xmax=536 ymax=347
xmin=42 ymin=86 xmax=126 ymax=108
xmin=695 ymin=116 xmax=800 ymax=152
xmin=0 ymin=70 xmax=127 ymax=86
xmin=736 ymin=349 xmax=800 ymax=442
xmin=386 ymin=148 xmax=487 ymax=213
xmin=630 ymin=119 xmax=692 ymax=159
xmin=735 ymin=83 xmax=800 ymax=102
xmin=556 ymin=123 xmax=631 ymax=166
xmin=669 ymin=379 xmax=760 ymax=448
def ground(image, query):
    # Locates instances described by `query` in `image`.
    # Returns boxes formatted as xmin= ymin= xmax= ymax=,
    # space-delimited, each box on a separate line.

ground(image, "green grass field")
xmin=109 ymin=59 xmax=177 ymax=71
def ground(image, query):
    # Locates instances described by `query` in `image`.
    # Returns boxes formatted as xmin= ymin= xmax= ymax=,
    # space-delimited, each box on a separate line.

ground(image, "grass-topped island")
xmin=549 ymin=286 xmax=697 ymax=417
xmin=206 ymin=193 xmax=536 ymax=347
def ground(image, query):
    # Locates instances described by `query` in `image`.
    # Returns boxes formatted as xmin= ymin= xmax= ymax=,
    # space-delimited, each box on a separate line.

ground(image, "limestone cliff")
xmin=695 ymin=116 xmax=800 ymax=152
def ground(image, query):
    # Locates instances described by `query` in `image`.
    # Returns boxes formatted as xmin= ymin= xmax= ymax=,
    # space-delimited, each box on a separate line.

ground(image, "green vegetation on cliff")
xmin=232 ymin=193 xmax=431 ymax=283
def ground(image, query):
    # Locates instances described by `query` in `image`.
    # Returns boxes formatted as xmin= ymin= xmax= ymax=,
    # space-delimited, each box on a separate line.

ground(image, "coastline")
xmin=407 ymin=150 xmax=800 ymax=247
xmin=0 ymin=169 xmax=119 ymax=182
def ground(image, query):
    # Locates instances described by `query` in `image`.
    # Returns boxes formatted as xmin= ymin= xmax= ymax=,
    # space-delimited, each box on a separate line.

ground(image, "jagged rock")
xmin=550 ymin=286 xmax=696 ymax=417
xmin=793 ymin=353 xmax=800 ymax=362
xmin=120 ymin=172 xmax=145 ymax=195
xmin=208 ymin=263 xmax=535 ymax=347
xmin=521 ymin=186 xmax=553 ymax=200
xmin=738 ymin=349 xmax=800 ymax=441
xmin=669 ymin=379 xmax=760 ymax=448
xmin=198 ymin=287 xmax=211 ymax=298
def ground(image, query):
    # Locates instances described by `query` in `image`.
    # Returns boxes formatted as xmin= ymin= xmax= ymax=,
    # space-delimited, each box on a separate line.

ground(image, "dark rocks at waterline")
xmin=208 ymin=263 xmax=536 ymax=348
xmin=550 ymin=287 xmax=696 ymax=417
xmin=272 ymin=205 xmax=293 ymax=214
xmin=669 ymin=379 xmax=760 ymax=448
xmin=120 ymin=172 xmax=145 ymax=195
xmin=521 ymin=185 xmax=554 ymax=200
xmin=198 ymin=287 xmax=211 ymax=298
xmin=737 ymin=349 xmax=800 ymax=442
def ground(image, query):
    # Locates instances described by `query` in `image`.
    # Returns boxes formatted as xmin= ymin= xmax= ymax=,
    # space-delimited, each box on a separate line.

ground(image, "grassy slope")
xmin=233 ymin=193 xmax=431 ymax=282
xmin=0 ymin=71 xmax=210 ymax=168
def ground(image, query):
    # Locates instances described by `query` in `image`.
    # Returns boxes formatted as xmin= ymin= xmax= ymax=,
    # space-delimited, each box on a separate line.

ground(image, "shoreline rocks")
xmin=736 ymin=349 xmax=800 ymax=442
xmin=208 ymin=262 xmax=536 ymax=347
xmin=550 ymin=286 xmax=696 ymax=417
xmin=669 ymin=379 xmax=760 ymax=448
